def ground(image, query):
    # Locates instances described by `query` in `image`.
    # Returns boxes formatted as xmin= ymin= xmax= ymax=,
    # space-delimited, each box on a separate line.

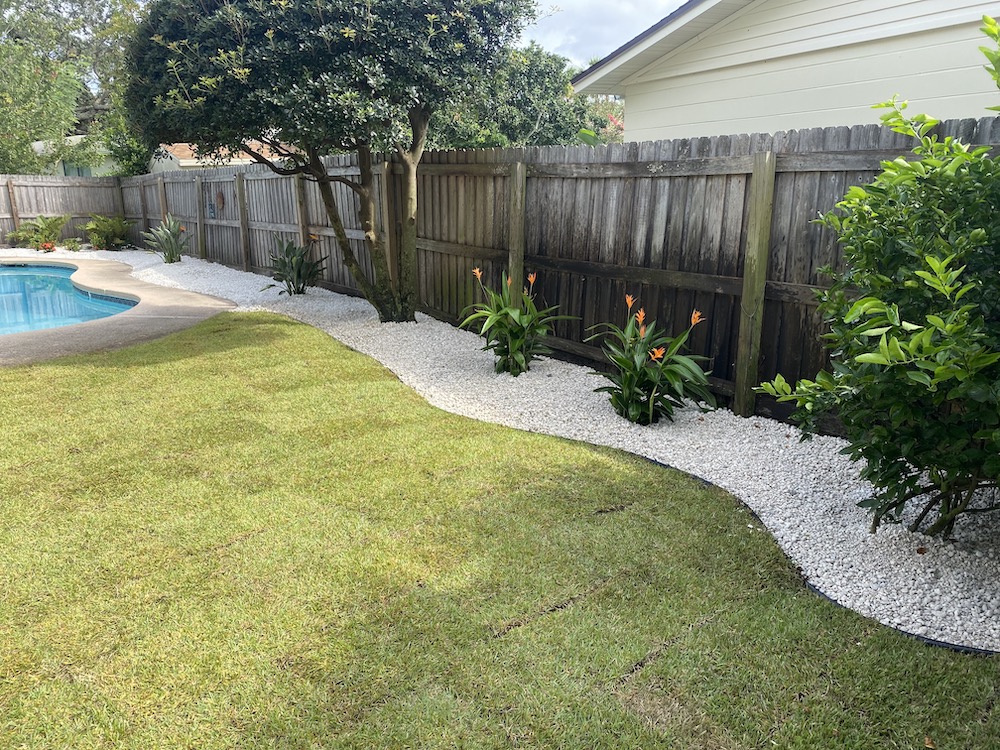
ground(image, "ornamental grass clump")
xmin=460 ymin=268 xmax=570 ymax=376
xmin=142 ymin=213 xmax=188 ymax=263
xmin=758 ymin=97 xmax=1000 ymax=537
xmin=588 ymin=295 xmax=715 ymax=425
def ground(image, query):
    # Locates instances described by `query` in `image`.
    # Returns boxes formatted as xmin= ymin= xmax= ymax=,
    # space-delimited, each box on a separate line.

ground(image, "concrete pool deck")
xmin=1 ymin=257 xmax=236 ymax=366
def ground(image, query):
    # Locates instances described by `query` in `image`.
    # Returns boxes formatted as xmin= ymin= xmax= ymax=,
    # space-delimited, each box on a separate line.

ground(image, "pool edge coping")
xmin=0 ymin=256 xmax=236 ymax=365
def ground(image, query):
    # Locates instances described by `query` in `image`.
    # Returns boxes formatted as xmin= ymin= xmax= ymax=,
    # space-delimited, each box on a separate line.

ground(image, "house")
xmin=32 ymin=135 xmax=117 ymax=177
xmin=572 ymin=0 xmax=1000 ymax=142
xmin=148 ymin=142 xmax=290 ymax=172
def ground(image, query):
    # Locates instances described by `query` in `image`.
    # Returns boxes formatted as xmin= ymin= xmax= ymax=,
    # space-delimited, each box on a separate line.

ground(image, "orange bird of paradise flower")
xmin=506 ymin=276 xmax=513 ymax=287
xmin=625 ymin=294 xmax=636 ymax=310
xmin=691 ymin=309 xmax=705 ymax=326
xmin=650 ymin=346 xmax=666 ymax=361
xmin=472 ymin=267 xmax=482 ymax=281
xmin=636 ymin=308 xmax=646 ymax=325
xmin=527 ymin=272 xmax=537 ymax=286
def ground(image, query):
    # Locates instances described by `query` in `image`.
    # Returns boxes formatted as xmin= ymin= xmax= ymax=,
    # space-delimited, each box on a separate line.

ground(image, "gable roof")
xmin=571 ymin=0 xmax=755 ymax=95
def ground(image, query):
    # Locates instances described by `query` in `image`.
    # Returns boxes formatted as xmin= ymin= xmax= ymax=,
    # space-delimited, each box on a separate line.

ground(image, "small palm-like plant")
xmin=587 ymin=296 xmax=715 ymax=424
xmin=142 ymin=214 xmax=188 ymax=263
xmin=85 ymin=214 xmax=133 ymax=250
xmin=263 ymin=236 xmax=327 ymax=295
xmin=7 ymin=215 xmax=69 ymax=250
xmin=460 ymin=268 xmax=572 ymax=376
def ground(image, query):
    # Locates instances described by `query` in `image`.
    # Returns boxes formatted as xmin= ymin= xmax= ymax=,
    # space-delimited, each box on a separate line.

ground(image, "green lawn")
xmin=1 ymin=312 xmax=997 ymax=749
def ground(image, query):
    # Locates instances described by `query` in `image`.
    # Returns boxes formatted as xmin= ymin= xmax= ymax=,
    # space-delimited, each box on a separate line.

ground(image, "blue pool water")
xmin=0 ymin=265 xmax=136 ymax=335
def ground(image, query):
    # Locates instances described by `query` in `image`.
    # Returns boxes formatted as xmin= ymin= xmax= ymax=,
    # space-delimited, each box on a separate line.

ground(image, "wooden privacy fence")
xmin=6 ymin=116 xmax=1000 ymax=417
xmin=0 ymin=174 xmax=123 ymax=241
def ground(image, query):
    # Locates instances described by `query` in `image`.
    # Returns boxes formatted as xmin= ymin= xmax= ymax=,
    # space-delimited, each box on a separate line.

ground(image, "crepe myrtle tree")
xmin=125 ymin=0 xmax=535 ymax=322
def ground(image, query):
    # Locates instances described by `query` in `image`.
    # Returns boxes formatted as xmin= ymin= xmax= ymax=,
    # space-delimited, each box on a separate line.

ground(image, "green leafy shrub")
xmin=460 ymin=268 xmax=570 ymax=376
xmin=142 ymin=213 xmax=188 ymax=263
xmin=759 ymin=99 xmax=1000 ymax=537
xmin=84 ymin=214 xmax=133 ymax=250
xmin=588 ymin=296 xmax=715 ymax=424
xmin=62 ymin=237 xmax=83 ymax=252
xmin=263 ymin=236 xmax=327 ymax=295
xmin=6 ymin=215 xmax=69 ymax=250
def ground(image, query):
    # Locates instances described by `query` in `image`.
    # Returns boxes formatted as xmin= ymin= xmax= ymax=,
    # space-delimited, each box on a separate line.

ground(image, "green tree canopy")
xmin=0 ymin=10 xmax=83 ymax=173
xmin=126 ymin=0 xmax=535 ymax=321
xmin=431 ymin=43 xmax=623 ymax=149
xmin=0 ymin=0 xmax=147 ymax=175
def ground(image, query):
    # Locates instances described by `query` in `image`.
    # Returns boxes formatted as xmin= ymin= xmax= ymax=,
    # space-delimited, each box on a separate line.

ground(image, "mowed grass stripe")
xmin=0 ymin=312 xmax=996 ymax=749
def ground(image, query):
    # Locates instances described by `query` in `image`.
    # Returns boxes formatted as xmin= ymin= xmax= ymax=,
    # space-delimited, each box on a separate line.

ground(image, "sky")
xmin=522 ymin=0 xmax=687 ymax=69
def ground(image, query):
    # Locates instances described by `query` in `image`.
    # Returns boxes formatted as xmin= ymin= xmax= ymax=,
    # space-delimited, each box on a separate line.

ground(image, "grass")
xmin=0 ymin=311 xmax=997 ymax=749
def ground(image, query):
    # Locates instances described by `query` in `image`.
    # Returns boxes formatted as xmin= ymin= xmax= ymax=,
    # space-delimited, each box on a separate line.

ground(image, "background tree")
xmin=431 ymin=43 xmax=623 ymax=149
xmin=0 ymin=0 xmax=148 ymax=175
xmin=126 ymin=0 xmax=535 ymax=322
xmin=0 ymin=9 xmax=83 ymax=173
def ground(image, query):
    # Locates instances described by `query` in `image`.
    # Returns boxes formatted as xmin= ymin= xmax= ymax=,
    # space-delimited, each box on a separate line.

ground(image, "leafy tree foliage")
xmin=127 ymin=0 xmax=534 ymax=321
xmin=0 ymin=17 xmax=82 ymax=173
xmin=431 ymin=43 xmax=620 ymax=149
xmin=0 ymin=0 xmax=148 ymax=174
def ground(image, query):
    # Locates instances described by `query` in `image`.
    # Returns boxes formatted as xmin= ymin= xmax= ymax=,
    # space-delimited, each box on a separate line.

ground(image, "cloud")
xmin=522 ymin=0 xmax=687 ymax=67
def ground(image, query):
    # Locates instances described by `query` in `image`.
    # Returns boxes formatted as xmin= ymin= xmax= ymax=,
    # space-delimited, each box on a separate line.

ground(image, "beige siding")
xmin=623 ymin=0 xmax=999 ymax=141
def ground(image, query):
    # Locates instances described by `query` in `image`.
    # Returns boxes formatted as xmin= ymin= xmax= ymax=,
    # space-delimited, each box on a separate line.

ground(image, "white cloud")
xmin=522 ymin=0 xmax=687 ymax=67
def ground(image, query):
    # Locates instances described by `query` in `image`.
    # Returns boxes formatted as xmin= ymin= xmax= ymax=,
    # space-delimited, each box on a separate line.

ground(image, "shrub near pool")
xmin=0 ymin=312 xmax=997 ymax=749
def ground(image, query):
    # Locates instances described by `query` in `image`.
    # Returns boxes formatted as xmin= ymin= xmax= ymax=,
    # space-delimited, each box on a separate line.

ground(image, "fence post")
xmin=138 ymin=178 xmax=150 ymax=235
xmin=507 ymin=161 xmax=527 ymax=290
xmin=6 ymin=179 xmax=21 ymax=230
xmin=733 ymin=150 xmax=777 ymax=418
xmin=115 ymin=176 xmax=126 ymax=218
xmin=157 ymin=175 xmax=168 ymax=220
xmin=235 ymin=172 xmax=251 ymax=271
xmin=195 ymin=175 xmax=206 ymax=259
xmin=294 ymin=173 xmax=310 ymax=248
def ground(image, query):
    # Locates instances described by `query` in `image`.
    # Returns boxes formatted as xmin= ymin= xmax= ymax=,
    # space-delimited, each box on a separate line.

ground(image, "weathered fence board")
xmin=8 ymin=115 xmax=1000 ymax=418
xmin=0 ymin=174 xmax=122 ymax=240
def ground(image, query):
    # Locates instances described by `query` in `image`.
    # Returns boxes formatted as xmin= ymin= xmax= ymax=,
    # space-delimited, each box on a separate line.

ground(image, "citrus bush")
xmin=760 ymin=100 xmax=1000 ymax=536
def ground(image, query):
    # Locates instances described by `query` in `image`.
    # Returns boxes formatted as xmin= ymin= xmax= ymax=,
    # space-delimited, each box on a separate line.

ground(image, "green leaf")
xmin=855 ymin=352 xmax=890 ymax=365
xmin=905 ymin=370 xmax=933 ymax=387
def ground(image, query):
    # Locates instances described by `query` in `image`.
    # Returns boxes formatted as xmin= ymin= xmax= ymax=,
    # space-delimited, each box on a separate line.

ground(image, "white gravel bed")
xmin=10 ymin=248 xmax=1000 ymax=652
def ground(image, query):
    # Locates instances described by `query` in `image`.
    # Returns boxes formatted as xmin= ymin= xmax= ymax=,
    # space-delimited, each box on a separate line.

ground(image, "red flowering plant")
xmin=587 ymin=295 xmax=715 ymax=424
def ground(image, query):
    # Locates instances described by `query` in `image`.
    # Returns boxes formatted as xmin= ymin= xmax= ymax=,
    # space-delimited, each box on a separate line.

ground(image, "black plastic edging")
xmin=635 ymin=454 xmax=999 ymax=657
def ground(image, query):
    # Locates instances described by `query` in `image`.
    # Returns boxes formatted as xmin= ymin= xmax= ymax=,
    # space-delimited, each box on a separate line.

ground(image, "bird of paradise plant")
xmin=460 ymin=268 xmax=572 ymax=376
xmin=587 ymin=296 xmax=715 ymax=424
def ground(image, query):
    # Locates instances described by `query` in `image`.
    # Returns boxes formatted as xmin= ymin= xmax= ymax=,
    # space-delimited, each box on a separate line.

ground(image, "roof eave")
xmin=572 ymin=0 xmax=749 ymax=95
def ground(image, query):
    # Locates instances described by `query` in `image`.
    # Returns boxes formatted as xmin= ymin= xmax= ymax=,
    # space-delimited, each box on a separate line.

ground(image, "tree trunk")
xmin=357 ymin=144 xmax=412 ymax=322
xmin=308 ymin=149 xmax=412 ymax=322
xmin=396 ymin=107 xmax=430 ymax=322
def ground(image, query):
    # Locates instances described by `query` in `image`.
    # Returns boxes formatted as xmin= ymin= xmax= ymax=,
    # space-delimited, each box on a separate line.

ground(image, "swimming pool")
xmin=0 ymin=264 xmax=137 ymax=336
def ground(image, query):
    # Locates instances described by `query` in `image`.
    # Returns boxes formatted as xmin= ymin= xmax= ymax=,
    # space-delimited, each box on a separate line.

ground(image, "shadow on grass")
xmin=42 ymin=312 xmax=301 ymax=370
